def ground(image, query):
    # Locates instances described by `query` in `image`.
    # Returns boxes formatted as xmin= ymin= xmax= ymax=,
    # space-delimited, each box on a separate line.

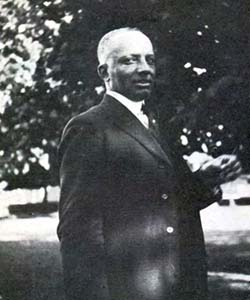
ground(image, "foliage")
xmin=0 ymin=0 xmax=64 ymax=190
xmin=49 ymin=0 xmax=250 ymax=163
xmin=0 ymin=0 xmax=249 ymax=191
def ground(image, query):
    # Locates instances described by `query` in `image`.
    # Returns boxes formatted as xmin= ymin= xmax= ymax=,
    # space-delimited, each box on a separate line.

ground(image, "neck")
xmin=106 ymin=89 xmax=145 ymax=103
xmin=106 ymin=90 xmax=144 ymax=104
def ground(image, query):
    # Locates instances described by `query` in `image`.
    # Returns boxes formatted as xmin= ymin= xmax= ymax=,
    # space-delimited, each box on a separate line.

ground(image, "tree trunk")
xmin=43 ymin=186 xmax=48 ymax=203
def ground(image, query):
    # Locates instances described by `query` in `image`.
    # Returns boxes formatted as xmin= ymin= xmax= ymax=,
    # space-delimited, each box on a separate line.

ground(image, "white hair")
xmin=97 ymin=27 xmax=143 ymax=65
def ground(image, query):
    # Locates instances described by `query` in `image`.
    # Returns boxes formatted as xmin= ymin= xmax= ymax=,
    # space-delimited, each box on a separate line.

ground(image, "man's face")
xmin=104 ymin=32 xmax=156 ymax=101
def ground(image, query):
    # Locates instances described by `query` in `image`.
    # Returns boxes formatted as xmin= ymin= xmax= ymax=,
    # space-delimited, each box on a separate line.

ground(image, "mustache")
xmin=133 ymin=78 xmax=154 ymax=84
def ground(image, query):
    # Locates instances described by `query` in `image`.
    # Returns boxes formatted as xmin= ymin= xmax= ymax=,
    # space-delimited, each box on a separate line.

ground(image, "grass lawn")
xmin=0 ymin=214 xmax=64 ymax=300
xmin=206 ymin=231 xmax=250 ymax=300
xmin=0 ymin=241 xmax=63 ymax=300
xmin=0 ymin=215 xmax=249 ymax=300
xmin=0 ymin=241 xmax=64 ymax=300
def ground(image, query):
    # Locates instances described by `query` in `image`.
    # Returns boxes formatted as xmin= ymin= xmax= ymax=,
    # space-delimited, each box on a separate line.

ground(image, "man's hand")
xmin=198 ymin=154 xmax=242 ymax=187
xmin=185 ymin=151 xmax=242 ymax=188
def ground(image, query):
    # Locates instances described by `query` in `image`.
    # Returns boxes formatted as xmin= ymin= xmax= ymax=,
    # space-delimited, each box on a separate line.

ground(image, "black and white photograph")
xmin=0 ymin=1 xmax=249 ymax=300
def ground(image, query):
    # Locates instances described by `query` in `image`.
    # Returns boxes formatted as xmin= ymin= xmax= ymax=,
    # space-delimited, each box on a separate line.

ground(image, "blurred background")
xmin=0 ymin=0 xmax=250 ymax=299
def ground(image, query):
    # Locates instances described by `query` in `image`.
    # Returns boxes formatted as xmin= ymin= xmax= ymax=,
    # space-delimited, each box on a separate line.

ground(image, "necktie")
xmin=136 ymin=104 xmax=149 ymax=128
xmin=141 ymin=104 xmax=159 ymax=139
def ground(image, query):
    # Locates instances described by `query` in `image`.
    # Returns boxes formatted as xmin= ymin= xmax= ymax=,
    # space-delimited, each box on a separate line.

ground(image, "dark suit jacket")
xmin=57 ymin=94 xmax=220 ymax=300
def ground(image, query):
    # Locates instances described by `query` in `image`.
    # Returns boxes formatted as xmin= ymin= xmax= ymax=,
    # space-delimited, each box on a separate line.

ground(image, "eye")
xmin=120 ymin=57 xmax=137 ymax=65
xmin=147 ymin=56 xmax=155 ymax=66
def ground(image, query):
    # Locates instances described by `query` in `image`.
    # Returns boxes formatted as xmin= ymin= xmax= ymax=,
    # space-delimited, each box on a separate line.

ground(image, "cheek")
xmin=117 ymin=66 xmax=135 ymax=77
xmin=113 ymin=70 xmax=132 ymax=86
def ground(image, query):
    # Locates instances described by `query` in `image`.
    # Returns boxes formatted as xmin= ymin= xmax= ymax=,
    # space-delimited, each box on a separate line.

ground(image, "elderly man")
xmin=57 ymin=27 xmax=241 ymax=300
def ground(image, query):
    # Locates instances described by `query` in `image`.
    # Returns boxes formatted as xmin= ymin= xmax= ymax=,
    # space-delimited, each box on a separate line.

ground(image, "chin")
xmin=135 ymin=90 xmax=151 ymax=101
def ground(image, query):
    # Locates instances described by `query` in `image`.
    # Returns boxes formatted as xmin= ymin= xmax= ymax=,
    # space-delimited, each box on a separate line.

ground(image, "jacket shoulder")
xmin=58 ymin=104 xmax=106 ymax=166
xmin=62 ymin=102 xmax=109 ymax=137
xmin=66 ymin=104 xmax=103 ymax=129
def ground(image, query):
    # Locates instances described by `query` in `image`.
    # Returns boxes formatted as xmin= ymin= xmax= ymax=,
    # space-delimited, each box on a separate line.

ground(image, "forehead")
xmin=108 ymin=32 xmax=154 ymax=58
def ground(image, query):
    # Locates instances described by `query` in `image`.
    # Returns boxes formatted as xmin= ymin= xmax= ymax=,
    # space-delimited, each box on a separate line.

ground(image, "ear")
xmin=97 ymin=64 xmax=110 ymax=82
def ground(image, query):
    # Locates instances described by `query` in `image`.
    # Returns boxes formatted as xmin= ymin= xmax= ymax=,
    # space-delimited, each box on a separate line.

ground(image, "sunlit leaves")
xmin=0 ymin=0 xmax=250 ymax=191
xmin=0 ymin=0 xmax=64 ymax=190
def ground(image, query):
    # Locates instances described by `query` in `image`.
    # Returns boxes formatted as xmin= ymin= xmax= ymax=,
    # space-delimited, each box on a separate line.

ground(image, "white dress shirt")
xmin=106 ymin=90 xmax=149 ymax=129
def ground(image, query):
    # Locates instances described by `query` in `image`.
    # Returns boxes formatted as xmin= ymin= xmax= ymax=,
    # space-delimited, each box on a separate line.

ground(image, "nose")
xmin=137 ymin=57 xmax=155 ymax=75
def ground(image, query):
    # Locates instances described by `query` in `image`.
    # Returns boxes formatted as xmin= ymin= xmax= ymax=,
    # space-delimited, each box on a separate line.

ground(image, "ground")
xmin=206 ymin=231 xmax=250 ymax=300
xmin=0 ymin=212 xmax=249 ymax=300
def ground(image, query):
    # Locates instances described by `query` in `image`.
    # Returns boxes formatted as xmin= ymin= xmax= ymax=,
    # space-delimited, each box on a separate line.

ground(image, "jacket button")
xmin=161 ymin=193 xmax=168 ymax=200
xmin=166 ymin=226 xmax=174 ymax=233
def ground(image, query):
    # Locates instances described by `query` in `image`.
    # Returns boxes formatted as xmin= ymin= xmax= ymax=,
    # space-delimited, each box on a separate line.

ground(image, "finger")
xmin=221 ymin=157 xmax=238 ymax=169
xmin=221 ymin=171 xmax=241 ymax=184
xmin=223 ymin=165 xmax=242 ymax=181
xmin=217 ymin=173 xmax=229 ymax=185
xmin=210 ymin=155 xmax=235 ymax=170
xmin=200 ymin=160 xmax=221 ymax=175
xmin=221 ymin=161 xmax=241 ymax=175
xmin=221 ymin=157 xmax=231 ymax=165
xmin=224 ymin=172 xmax=240 ymax=182
xmin=219 ymin=154 xmax=238 ymax=166
xmin=223 ymin=162 xmax=242 ymax=176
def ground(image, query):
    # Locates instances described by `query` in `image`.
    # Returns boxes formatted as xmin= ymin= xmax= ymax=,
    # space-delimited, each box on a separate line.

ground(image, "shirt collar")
xmin=106 ymin=90 xmax=145 ymax=116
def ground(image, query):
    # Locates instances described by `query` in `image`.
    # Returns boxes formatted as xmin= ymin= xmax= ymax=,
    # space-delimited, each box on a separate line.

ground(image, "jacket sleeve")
xmin=185 ymin=170 xmax=222 ymax=210
xmin=57 ymin=122 xmax=110 ymax=300
xmin=163 ymin=143 xmax=222 ymax=211
xmin=171 ymin=151 xmax=222 ymax=211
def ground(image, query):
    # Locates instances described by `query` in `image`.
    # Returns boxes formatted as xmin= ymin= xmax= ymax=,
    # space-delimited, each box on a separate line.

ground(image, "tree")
xmin=0 ymin=0 xmax=249 ymax=195
xmin=0 ymin=0 xmax=65 ymax=199
xmin=49 ymin=0 xmax=250 ymax=163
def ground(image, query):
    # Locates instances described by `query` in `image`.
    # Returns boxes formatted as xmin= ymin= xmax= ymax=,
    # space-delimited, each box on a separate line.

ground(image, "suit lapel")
xmin=100 ymin=95 xmax=172 ymax=166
